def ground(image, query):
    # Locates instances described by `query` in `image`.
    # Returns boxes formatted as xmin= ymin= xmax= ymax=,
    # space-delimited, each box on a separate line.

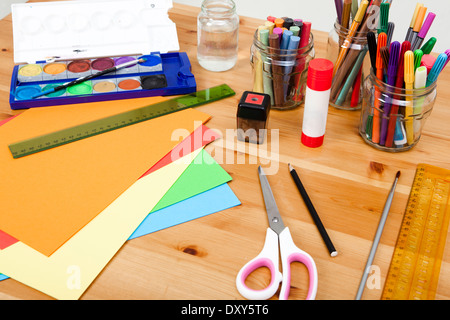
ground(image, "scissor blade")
xmin=258 ymin=166 xmax=285 ymax=235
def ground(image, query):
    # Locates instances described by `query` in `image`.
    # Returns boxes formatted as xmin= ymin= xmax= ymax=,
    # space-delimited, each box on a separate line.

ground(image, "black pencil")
xmin=288 ymin=163 xmax=338 ymax=257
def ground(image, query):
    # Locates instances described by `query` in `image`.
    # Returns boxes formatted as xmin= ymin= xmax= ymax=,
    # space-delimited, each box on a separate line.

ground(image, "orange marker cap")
xmin=376 ymin=33 xmax=387 ymax=69
xmin=413 ymin=6 xmax=427 ymax=32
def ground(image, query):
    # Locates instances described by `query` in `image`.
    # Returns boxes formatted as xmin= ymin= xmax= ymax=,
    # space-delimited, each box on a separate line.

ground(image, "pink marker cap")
xmin=421 ymin=54 xmax=437 ymax=74
xmin=418 ymin=12 xmax=436 ymax=39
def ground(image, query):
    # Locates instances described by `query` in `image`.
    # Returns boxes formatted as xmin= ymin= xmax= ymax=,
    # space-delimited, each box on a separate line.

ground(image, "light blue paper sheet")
xmin=129 ymin=183 xmax=240 ymax=239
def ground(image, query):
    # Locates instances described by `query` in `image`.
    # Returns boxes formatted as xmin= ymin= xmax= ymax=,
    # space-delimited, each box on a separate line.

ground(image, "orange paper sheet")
xmin=0 ymin=97 xmax=210 ymax=256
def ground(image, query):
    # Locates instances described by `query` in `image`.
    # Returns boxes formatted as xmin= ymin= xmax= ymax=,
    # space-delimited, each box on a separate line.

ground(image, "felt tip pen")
xmin=405 ymin=3 xmax=424 ymax=43
xmin=410 ymin=6 xmax=427 ymax=49
xmin=420 ymin=37 xmax=436 ymax=55
xmin=31 ymin=57 xmax=146 ymax=99
xmin=426 ymin=52 xmax=448 ymax=87
xmin=444 ymin=49 xmax=450 ymax=68
xmin=412 ymin=12 xmax=436 ymax=51
xmin=380 ymin=41 xmax=401 ymax=146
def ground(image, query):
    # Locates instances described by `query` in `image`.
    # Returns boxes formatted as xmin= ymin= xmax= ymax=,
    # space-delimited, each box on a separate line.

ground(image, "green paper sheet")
xmin=151 ymin=149 xmax=232 ymax=213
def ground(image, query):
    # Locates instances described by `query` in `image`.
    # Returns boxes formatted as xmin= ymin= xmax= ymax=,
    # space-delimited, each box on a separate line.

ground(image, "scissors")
xmin=236 ymin=166 xmax=318 ymax=300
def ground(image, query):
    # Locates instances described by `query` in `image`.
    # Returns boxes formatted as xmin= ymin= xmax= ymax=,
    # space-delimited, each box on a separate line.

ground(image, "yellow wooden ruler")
xmin=381 ymin=164 xmax=450 ymax=300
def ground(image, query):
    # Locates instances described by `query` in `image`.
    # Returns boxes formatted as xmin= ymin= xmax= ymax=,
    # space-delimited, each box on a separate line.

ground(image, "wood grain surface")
xmin=0 ymin=2 xmax=449 ymax=300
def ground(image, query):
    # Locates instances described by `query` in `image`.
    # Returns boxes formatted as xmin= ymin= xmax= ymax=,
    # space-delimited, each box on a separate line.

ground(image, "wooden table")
xmin=1 ymin=2 xmax=450 ymax=301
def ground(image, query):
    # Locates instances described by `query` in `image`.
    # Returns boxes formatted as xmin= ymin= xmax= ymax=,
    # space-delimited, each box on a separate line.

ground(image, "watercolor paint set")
xmin=9 ymin=0 xmax=196 ymax=110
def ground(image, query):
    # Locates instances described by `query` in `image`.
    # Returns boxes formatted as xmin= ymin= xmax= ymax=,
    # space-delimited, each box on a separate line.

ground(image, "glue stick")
xmin=301 ymin=58 xmax=334 ymax=148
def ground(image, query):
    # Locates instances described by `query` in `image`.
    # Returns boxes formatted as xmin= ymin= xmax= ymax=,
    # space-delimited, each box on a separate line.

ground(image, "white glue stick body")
xmin=301 ymin=58 xmax=334 ymax=148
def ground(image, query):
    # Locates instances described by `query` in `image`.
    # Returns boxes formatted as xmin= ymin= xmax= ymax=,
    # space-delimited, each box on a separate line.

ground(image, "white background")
xmin=174 ymin=0 xmax=450 ymax=54
xmin=1 ymin=0 xmax=449 ymax=53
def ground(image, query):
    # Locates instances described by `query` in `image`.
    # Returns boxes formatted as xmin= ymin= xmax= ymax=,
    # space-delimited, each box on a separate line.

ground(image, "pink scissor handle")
xmin=236 ymin=228 xmax=283 ymax=300
xmin=278 ymin=227 xmax=318 ymax=300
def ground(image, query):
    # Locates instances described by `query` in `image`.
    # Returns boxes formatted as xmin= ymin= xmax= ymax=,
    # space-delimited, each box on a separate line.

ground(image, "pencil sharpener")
xmin=236 ymin=91 xmax=271 ymax=144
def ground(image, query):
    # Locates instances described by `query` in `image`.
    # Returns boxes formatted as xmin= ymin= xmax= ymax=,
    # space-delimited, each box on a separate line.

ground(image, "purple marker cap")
xmin=387 ymin=41 xmax=401 ymax=85
xmin=444 ymin=49 xmax=450 ymax=68
xmin=418 ymin=12 xmax=436 ymax=38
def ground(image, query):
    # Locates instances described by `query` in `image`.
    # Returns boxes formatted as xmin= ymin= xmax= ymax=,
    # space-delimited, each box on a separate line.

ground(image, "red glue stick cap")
xmin=301 ymin=133 xmax=324 ymax=148
xmin=307 ymin=58 xmax=334 ymax=91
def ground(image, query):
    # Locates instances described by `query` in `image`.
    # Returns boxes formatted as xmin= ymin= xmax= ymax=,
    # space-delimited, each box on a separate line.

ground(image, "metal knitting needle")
xmin=355 ymin=171 xmax=401 ymax=300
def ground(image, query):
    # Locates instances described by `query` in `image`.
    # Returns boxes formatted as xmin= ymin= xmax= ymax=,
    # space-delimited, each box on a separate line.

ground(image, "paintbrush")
xmin=31 ymin=57 xmax=147 ymax=99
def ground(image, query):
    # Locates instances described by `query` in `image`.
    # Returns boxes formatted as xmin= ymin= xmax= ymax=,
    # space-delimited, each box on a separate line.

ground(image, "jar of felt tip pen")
xmin=250 ymin=27 xmax=315 ymax=110
xmin=359 ymin=70 xmax=437 ymax=152
xmin=326 ymin=20 xmax=374 ymax=110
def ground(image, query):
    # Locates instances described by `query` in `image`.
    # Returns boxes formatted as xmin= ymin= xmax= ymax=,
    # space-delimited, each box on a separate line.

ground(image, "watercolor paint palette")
xmin=10 ymin=52 xmax=196 ymax=109
xmin=9 ymin=0 xmax=195 ymax=110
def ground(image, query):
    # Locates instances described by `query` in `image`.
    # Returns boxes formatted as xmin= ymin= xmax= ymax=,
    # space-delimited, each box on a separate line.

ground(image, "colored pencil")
xmin=288 ymin=164 xmax=337 ymax=257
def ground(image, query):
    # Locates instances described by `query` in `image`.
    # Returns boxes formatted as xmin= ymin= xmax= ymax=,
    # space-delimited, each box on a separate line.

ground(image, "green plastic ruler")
xmin=9 ymin=84 xmax=235 ymax=159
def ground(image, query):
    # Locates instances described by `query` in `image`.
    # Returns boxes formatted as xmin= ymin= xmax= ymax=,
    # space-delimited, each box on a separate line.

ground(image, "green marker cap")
xmin=420 ymin=37 xmax=437 ymax=55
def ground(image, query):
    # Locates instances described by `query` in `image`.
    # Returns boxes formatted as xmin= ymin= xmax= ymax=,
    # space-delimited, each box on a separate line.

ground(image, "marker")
xmin=420 ymin=37 xmax=436 ymax=55
xmin=405 ymin=3 xmax=423 ymax=42
xmin=371 ymin=32 xmax=387 ymax=144
xmin=380 ymin=41 xmax=400 ymax=146
xmin=444 ymin=49 xmax=450 ymax=68
xmin=413 ymin=49 xmax=423 ymax=71
xmin=385 ymin=40 xmax=411 ymax=148
xmin=412 ymin=12 xmax=436 ymax=51
xmin=426 ymin=52 xmax=448 ymax=87
xmin=31 ymin=57 xmax=146 ymax=99
xmin=413 ymin=66 xmax=428 ymax=137
xmin=367 ymin=31 xmax=378 ymax=72
xmin=410 ymin=6 xmax=427 ymax=48
xmin=404 ymin=50 xmax=415 ymax=145
xmin=420 ymin=54 xmax=436 ymax=74
xmin=379 ymin=2 xmax=390 ymax=34
xmin=386 ymin=22 xmax=395 ymax=46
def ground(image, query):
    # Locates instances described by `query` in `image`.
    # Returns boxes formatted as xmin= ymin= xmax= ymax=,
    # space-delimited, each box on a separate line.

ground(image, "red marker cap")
xmin=307 ymin=58 xmax=334 ymax=91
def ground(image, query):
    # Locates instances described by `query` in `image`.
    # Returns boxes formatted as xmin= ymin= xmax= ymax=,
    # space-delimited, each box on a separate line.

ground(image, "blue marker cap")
xmin=280 ymin=30 xmax=293 ymax=50
xmin=427 ymin=52 xmax=447 ymax=87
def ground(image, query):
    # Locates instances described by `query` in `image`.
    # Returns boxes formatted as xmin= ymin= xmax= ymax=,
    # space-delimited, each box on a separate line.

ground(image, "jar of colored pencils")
xmin=327 ymin=20 xmax=372 ymax=110
xmin=250 ymin=27 xmax=315 ymax=110
xmin=359 ymin=70 xmax=437 ymax=152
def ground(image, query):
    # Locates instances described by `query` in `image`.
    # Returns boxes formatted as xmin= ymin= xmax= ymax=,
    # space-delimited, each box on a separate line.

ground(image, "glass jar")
xmin=327 ymin=20 xmax=372 ymax=110
xmin=197 ymin=0 xmax=239 ymax=72
xmin=250 ymin=31 xmax=315 ymax=110
xmin=359 ymin=71 xmax=437 ymax=152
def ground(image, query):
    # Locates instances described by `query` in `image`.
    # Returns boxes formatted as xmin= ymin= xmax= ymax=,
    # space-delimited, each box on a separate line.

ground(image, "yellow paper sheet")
xmin=0 ymin=97 xmax=210 ymax=256
xmin=0 ymin=148 xmax=202 ymax=300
